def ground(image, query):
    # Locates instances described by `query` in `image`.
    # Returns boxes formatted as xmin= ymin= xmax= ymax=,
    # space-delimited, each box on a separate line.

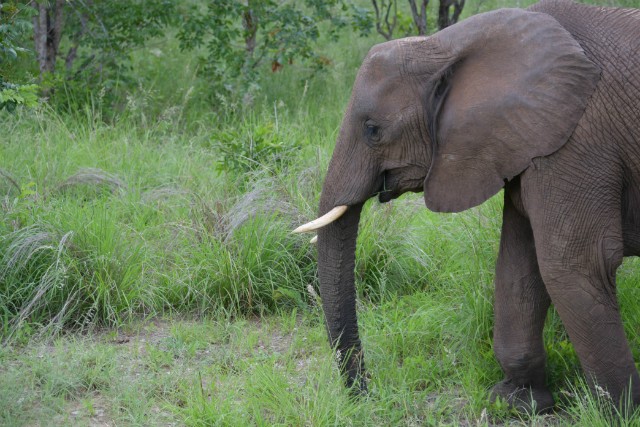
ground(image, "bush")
xmin=210 ymin=120 xmax=298 ymax=175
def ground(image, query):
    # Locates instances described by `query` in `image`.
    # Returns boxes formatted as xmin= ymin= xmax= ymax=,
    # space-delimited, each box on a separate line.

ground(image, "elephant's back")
xmin=530 ymin=0 xmax=640 ymax=146
xmin=529 ymin=0 xmax=640 ymax=52
xmin=529 ymin=0 xmax=640 ymax=99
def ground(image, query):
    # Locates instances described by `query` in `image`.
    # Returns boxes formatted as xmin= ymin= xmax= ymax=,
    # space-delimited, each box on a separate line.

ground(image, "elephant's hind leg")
xmin=491 ymin=184 xmax=554 ymax=414
xmin=534 ymin=228 xmax=640 ymax=409
xmin=526 ymin=162 xmax=640 ymax=409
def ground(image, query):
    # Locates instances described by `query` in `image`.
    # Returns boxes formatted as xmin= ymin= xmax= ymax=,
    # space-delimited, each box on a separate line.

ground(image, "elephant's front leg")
xmin=491 ymin=185 xmax=555 ymax=413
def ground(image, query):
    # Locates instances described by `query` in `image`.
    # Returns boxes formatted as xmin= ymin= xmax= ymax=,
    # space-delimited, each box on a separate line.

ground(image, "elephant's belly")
xmin=622 ymin=186 xmax=640 ymax=256
xmin=623 ymin=225 xmax=640 ymax=257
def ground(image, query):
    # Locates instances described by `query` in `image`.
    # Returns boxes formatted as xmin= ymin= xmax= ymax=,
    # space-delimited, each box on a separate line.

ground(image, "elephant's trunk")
xmin=316 ymin=195 xmax=366 ymax=391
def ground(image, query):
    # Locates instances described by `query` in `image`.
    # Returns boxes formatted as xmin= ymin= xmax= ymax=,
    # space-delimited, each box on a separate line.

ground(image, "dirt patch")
xmin=57 ymin=393 xmax=112 ymax=427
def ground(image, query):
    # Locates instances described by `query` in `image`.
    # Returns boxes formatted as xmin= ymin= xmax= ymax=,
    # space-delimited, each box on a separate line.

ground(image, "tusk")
xmin=310 ymin=235 xmax=318 ymax=244
xmin=292 ymin=205 xmax=348 ymax=233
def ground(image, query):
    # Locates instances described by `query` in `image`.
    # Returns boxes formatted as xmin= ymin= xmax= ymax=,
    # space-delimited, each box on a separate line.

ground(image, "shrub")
xmin=210 ymin=120 xmax=299 ymax=175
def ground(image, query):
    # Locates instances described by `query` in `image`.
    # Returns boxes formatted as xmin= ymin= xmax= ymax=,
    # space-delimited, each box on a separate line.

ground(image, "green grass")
xmin=3 ymin=0 xmax=640 ymax=425
xmin=3 ymin=285 xmax=640 ymax=426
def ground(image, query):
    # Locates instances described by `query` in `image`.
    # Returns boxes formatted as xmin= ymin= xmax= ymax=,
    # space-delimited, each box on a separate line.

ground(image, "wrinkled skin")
xmin=313 ymin=0 xmax=640 ymax=412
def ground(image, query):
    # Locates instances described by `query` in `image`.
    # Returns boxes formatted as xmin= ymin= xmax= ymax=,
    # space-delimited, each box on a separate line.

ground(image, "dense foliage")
xmin=176 ymin=0 xmax=359 ymax=98
xmin=29 ymin=0 xmax=176 ymax=108
xmin=0 ymin=2 xmax=37 ymax=111
xmin=0 ymin=0 xmax=464 ymax=115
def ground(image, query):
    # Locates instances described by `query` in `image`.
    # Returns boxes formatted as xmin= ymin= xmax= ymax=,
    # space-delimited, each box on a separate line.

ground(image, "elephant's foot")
xmin=490 ymin=379 xmax=555 ymax=414
xmin=341 ymin=350 xmax=368 ymax=396
xmin=346 ymin=372 xmax=368 ymax=397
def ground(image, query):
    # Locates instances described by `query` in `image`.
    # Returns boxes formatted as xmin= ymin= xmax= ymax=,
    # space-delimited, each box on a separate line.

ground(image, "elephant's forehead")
xmin=351 ymin=73 xmax=414 ymax=117
xmin=358 ymin=45 xmax=403 ymax=84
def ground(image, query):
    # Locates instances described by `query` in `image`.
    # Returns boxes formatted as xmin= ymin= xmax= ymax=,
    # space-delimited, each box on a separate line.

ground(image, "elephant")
xmin=293 ymin=0 xmax=640 ymax=413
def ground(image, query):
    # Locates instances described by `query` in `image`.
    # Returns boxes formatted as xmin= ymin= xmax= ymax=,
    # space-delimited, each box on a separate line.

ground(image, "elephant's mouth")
xmin=376 ymin=171 xmax=423 ymax=203
xmin=378 ymin=189 xmax=400 ymax=203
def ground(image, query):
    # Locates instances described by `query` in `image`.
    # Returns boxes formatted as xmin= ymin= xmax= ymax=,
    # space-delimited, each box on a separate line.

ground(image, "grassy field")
xmin=3 ymin=0 xmax=640 ymax=425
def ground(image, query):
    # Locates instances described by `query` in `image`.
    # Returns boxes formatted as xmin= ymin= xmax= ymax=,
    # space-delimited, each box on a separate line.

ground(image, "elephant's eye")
xmin=365 ymin=123 xmax=381 ymax=142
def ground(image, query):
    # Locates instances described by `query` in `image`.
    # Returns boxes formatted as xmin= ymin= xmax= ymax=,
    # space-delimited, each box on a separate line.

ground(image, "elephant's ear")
xmin=419 ymin=8 xmax=600 ymax=213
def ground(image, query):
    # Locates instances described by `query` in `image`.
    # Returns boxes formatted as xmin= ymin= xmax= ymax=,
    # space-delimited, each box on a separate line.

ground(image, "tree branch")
xmin=65 ymin=2 xmax=90 ymax=71
xmin=438 ymin=0 xmax=465 ymax=30
xmin=408 ymin=0 xmax=428 ymax=36
xmin=372 ymin=0 xmax=396 ymax=40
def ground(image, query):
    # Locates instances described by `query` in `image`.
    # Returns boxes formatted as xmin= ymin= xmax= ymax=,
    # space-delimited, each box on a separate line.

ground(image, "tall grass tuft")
xmin=164 ymin=172 xmax=318 ymax=317
xmin=0 ymin=197 xmax=156 ymax=339
xmin=57 ymin=167 xmax=126 ymax=194
xmin=0 ymin=225 xmax=74 ymax=336
xmin=563 ymin=377 xmax=640 ymax=426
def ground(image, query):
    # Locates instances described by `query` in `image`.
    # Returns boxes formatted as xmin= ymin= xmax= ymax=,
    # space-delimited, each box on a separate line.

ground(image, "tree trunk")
xmin=32 ymin=0 xmax=65 ymax=83
xmin=408 ymin=0 xmax=429 ymax=36
xmin=65 ymin=3 xmax=90 ymax=72
xmin=243 ymin=2 xmax=257 ymax=57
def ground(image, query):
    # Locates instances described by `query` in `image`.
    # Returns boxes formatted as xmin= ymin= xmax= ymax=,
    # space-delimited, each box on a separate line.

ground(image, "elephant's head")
xmin=294 ymin=8 xmax=599 ymax=390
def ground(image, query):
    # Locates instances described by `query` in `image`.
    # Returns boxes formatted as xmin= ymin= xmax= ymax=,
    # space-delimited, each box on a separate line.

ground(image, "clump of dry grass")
xmin=0 ymin=225 xmax=74 ymax=340
xmin=141 ymin=186 xmax=192 ymax=205
xmin=57 ymin=168 xmax=126 ymax=193
xmin=222 ymin=176 xmax=300 ymax=241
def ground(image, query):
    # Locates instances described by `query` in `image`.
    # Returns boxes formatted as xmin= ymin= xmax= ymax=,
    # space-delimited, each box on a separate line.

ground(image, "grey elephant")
xmin=294 ymin=0 xmax=640 ymax=413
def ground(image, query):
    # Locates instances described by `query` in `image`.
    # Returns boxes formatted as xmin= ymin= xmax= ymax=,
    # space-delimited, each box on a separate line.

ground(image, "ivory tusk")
xmin=310 ymin=235 xmax=318 ymax=244
xmin=292 ymin=205 xmax=348 ymax=233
